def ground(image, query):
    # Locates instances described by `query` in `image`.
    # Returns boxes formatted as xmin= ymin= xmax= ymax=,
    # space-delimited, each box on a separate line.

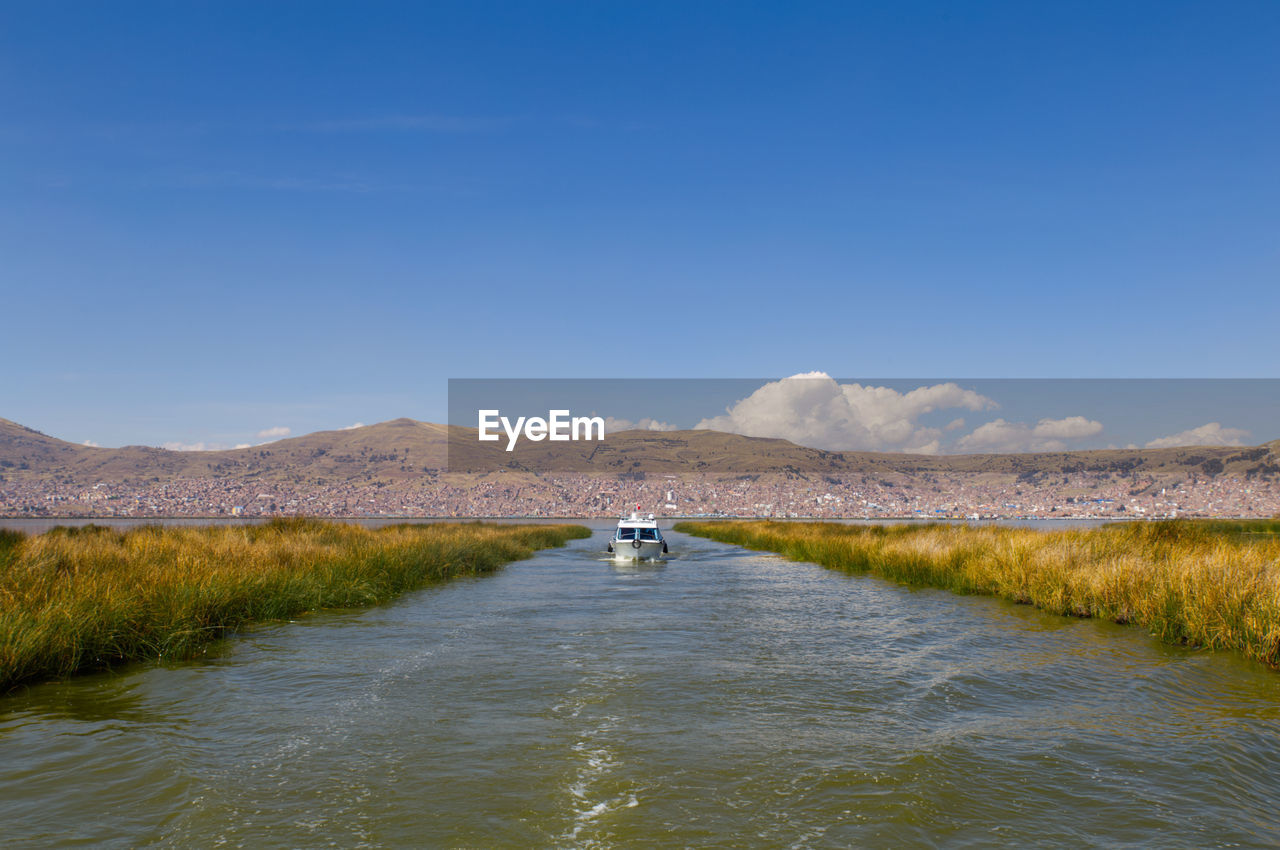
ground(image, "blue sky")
xmin=2 ymin=2 xmax=1278 ymax=449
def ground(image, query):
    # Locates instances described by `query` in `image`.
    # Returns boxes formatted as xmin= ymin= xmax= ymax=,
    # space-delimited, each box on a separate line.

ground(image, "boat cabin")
xmin=615 ymin=525 xmax=663 ymax=542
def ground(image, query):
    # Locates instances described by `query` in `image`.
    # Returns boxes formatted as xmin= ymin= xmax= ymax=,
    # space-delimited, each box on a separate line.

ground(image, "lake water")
xmin=3 ymin=523 xmax=1280 ymax=847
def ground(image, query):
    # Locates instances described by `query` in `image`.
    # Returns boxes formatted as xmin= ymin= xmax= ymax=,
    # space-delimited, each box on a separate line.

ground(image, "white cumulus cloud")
xmin=256 ymin=426 xmax=291 ymax=439
xmin=956 ymin=416 xmax=1105 ymax=453
xmin=81 ymin=439 xmax=100 ymax=447
xmin=1145 ymin=422 xmax=1250 ymax=449
xmin=338 ymin=422 xmax=367 ymax=431
xmin=694 ymin=372 xmax=996 ymax=453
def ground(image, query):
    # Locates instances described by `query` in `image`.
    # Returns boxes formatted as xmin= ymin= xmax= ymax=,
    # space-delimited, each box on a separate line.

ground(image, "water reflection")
xmin=608 ymin=558 xmax=668 ymax=576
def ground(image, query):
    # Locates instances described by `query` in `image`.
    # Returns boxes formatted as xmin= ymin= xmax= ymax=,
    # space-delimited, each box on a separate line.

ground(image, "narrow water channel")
xmin=3 ymin=524 xmax=1280 ymax=848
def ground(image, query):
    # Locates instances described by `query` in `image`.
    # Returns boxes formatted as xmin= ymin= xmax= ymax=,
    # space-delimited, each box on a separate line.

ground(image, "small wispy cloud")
xmin=9 ymin=114 xmax=519 ymax=150
xmin=292 ymin=114 xmax=508 ymax=134
xmin=1146 ymin=423 xmax=1250 ymax=449
xmin=161 ymin=428 xmax=289 ymax=451
xmin=338 ymin=422 xmax=367 ymax=431
xmin=81 ymin=439 xmax=100 ymax=447
xmin=956 ymin=416 xmax=1104 ymax=454
xmin=603 ymin=416 xmax=679 ymax=433
xmin=172 ymin=171 xmax=377 ymax=193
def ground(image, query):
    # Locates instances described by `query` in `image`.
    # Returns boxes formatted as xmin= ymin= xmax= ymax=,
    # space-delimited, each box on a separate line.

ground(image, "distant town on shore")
xmin=3 ymin=417 xmax=1278 ymax=520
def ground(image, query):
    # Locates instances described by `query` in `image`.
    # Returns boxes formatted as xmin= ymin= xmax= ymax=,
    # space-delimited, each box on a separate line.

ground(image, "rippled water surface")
xmin=4 ymin=524 xmax=1280 ymax=848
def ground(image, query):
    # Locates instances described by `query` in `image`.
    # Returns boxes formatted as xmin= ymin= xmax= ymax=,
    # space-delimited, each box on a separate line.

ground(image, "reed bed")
xmin=1 ymin=519 xmax=590 ymax=691
xmin=674 ymin=520 xmax=1280 ymax=668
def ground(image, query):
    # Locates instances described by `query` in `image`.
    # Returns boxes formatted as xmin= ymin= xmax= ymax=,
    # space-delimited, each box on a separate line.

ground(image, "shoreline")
xmin=0 ymin=519 xmax=591 ymax=692
xmin=676 ymin=519 xmax=1280 ymax=669
xmin=0 ymin=513 xmax=1264 ymax=536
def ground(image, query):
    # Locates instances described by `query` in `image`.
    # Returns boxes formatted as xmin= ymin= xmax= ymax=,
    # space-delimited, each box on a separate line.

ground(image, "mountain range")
xmin=3 ymin=416 xmax=1278 ymax=486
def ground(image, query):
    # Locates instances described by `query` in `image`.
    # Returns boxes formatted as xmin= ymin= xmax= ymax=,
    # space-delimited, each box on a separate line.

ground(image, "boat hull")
xmin=610 ymin=540 xmax=666 ymax=560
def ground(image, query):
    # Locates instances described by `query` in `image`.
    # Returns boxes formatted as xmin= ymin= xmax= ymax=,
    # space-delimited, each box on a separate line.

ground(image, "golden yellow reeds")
xmin=0 ymin=519 xmax=590 ymax=691
xmin=674 ymin=520 xmax=1280 ymax=668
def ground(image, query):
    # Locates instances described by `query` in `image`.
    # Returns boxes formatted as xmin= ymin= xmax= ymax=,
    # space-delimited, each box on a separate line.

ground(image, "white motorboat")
xmin=607 ymin=508 xmax=668 ymax=560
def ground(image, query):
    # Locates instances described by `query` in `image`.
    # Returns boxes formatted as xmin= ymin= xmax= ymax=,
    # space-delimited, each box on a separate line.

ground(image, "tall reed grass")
xmin=1 ymin=519 xmax=590 ymax=691
xmin=674 ymin=520 xmax=1280 ymax=668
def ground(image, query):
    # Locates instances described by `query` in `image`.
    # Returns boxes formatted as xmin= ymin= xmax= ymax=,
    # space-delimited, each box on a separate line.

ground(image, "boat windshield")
xmin=616 ymin=527 xmax=637 ymax=540
xmin=638 ymin=528 xmax=661 ymax=541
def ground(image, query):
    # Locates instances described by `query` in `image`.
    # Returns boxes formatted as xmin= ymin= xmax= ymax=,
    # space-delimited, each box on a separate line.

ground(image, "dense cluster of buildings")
xmin=3 ymin=470 xmax=1277 ymax=520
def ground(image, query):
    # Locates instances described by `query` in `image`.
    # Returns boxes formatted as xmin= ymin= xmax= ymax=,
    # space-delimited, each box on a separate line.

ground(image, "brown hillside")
xmin=3 ymin=417 xmax=1278 ymax=486
xmin=0 ymin=418 xmax=447 ymax=485
xmin=447 ymin=425 xmax=1280 ymax=480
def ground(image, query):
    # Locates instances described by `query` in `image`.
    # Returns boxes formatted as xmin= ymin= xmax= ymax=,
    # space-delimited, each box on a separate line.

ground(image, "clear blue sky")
xmin=3 ymin=2 xmax=1277 ymax=449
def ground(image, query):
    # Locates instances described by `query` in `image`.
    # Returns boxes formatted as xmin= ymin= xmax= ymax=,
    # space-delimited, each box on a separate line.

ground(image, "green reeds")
xmin=675 ymin=520 xmax=1280 ymax=668
xmin=1 ymin=519 xmax=590 ymax=691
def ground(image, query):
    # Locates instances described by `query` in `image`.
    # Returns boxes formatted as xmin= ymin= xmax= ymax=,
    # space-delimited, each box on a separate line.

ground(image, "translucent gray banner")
xmin=446 ymin=377 xmax=1280 ymax=475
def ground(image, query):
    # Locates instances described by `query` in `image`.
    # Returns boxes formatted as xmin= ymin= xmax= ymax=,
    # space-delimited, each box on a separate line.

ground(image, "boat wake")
xmin=551 ymin=667 xmax=645 ymax=847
